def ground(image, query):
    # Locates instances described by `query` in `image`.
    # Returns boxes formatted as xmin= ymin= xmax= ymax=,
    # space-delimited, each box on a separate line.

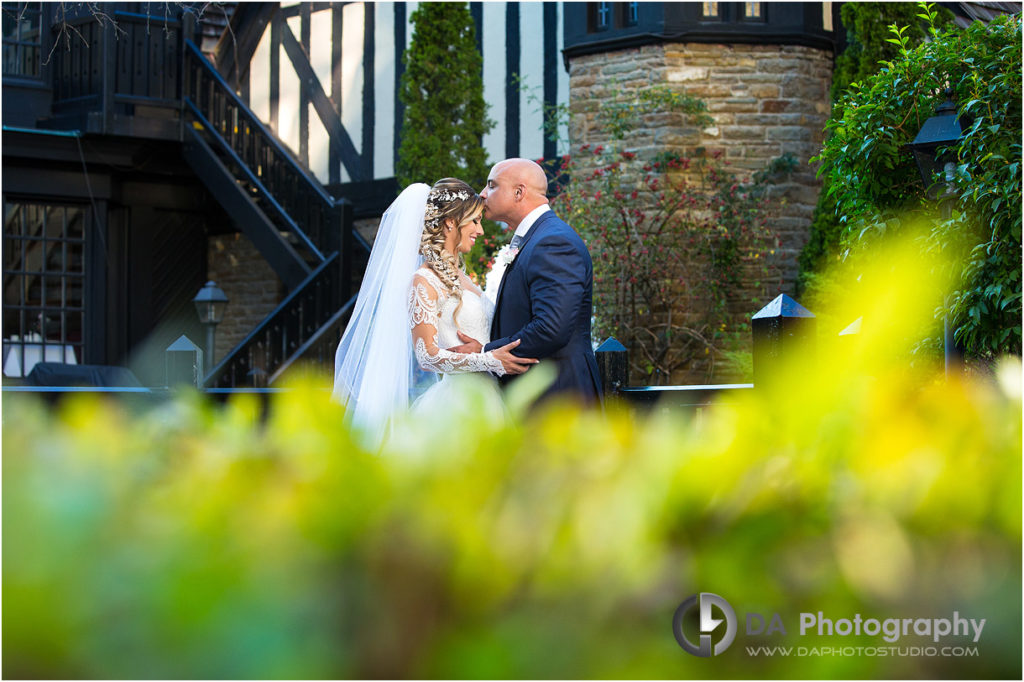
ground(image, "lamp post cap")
xmin=193 ymin=281 xmax=229 ymax=303
xmin=752 ymin=293 xmax=815 ymax=320
xmin=166 ymin=334 xmax=203 ymax=352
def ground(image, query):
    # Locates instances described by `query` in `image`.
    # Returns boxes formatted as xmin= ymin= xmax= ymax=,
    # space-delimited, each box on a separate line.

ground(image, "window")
xmin=624 ymin=1 xmax=639 ymax=27
xmin=2 ymin=2 xmax=41 ymax=77
xmin=743 ymin=2 xmax=764 ymax=21
xmin=590 ymin=1 xmax=612 ymax=31
xmin=3 ymin=202 xmax=86 ymax=378
xmin=701 ymin=2 xmax=720 ymax=19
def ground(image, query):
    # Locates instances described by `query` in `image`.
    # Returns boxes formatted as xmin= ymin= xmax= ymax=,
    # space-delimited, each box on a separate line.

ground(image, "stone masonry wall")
xmin=568 ymin=42 xmax=833 ymax=291
xmin=207 ymin=234 xmax=284 ymax=365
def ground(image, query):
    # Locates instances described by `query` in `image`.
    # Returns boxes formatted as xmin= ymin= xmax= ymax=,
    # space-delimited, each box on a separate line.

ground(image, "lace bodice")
xmin=408 ymin=267 xmax=505 ymax=376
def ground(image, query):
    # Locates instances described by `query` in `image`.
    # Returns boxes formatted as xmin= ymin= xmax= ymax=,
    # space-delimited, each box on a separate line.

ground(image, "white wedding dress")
xmin=407 ymin=267 xmax=507 ymax=420
xmin=334 ymin=182 xmax=508 ymax=451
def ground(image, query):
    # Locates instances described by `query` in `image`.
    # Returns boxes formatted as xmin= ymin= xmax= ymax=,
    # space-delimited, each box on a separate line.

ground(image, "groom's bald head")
xmin=481 ymin=158 xmax=549 ymax=228
xmin=495 ymin=158 xmax=548 ymax=197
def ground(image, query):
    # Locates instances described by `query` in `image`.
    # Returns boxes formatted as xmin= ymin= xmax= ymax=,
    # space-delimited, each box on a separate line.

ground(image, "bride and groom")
xmin=333 ymin=158 xmax=602 ymax=447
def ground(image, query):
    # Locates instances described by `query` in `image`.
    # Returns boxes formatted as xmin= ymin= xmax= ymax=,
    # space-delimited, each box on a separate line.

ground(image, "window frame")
xmin=2 ymin=199 xmax=89 ymax=379
xmin=2 ymin=1 xmax=43 ymax=79
xmin=701 ymin=2 xmax=721 ymax=21
xmin=741 ymin=2 xmax=767 ymax=23
xmin=589 ymin=1 xmax=613 ymax=32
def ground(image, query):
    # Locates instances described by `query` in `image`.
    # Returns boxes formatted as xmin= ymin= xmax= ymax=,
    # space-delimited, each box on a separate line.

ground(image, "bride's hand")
xmin=493 ymin=339 xmax=539 ymax=375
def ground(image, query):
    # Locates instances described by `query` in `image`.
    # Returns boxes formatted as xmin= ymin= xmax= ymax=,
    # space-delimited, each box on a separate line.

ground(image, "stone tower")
xmin=562 ymin=2 xmax=838 ymax=290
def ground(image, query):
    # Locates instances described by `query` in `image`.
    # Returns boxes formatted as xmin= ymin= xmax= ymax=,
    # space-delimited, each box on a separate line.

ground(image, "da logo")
xmin=672 ymin=592 xmax=738 ymax=657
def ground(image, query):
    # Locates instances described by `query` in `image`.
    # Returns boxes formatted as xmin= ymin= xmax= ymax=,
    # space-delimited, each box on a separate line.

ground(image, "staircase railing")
xmin=47 ymin=10 xmax=184 ymax=137
xmin=204 ymin=249 xmax=349 ymax=388
xmin=180 ymin=40 xmax=371 ymax=387
xmin=182 ymin=39 xmax=340 ymax=258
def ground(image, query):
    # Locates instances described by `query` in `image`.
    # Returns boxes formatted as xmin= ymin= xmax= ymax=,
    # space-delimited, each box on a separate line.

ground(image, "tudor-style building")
xmin=1 ymin=2 xmax=577 ymax=388
xmin=2 ymin=2 xmax=996 ymax=389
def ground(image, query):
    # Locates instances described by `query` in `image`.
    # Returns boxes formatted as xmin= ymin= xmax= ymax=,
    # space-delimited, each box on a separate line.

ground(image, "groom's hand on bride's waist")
xmin=448 ymin=332 xmax=538 ymax=376
xmin=447 ymin=330 xmax=484 ymax=354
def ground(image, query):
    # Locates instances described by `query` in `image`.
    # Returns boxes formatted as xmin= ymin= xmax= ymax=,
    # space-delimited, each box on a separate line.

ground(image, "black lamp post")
xmin=906 ymin=92 xmax=964 ymax=376
xmin=906 ymin=93 xmax=964 ymax=199
xmin=193 ymin=280 xmax=228 ymax=374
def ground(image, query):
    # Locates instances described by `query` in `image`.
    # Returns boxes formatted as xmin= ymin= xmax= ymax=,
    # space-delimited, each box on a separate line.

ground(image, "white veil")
xmin=333 ymin=183 xmax=437 ymax=447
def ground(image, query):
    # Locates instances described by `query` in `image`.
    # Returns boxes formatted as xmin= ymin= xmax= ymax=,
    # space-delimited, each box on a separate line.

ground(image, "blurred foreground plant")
xmin=3 ymin=238 xmax=1021 ymax=679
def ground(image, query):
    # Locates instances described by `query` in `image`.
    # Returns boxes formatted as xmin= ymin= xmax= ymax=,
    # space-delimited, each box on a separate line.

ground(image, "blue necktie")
xmin=510 ymin=234 xmax=523 ymax=250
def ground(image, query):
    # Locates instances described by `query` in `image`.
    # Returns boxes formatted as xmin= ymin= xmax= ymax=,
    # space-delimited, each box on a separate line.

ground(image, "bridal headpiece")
xmin=424 ymin=187 xmax=472 ymax=229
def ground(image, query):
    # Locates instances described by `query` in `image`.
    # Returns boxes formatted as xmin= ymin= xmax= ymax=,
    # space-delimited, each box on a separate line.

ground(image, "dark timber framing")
xmin=330 ymin=4 xmax=343 ymax=184
xmin=543 ymin=3 xmax=559 ymax=162
xmin=471 ymin=2 xmax=483 ymax=58
xmin=280 ymin=21 xmax=364 ymax=181
xmin=361 ymin=3 xmax=375 ymax=182
xmin=299 ymin=2 xmax=311 ymax=167
xmin=393 ymin=3 xmax=406 ymax=173
xmin=269 ymin=14 xmax=280 ymax=132
xmin=504 ymin=2 xmax=520 ymax=159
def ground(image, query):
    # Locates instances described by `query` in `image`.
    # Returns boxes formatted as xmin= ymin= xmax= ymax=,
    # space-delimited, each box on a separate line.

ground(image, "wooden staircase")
xmin=180 ymin=40 xmax=370 ymax=387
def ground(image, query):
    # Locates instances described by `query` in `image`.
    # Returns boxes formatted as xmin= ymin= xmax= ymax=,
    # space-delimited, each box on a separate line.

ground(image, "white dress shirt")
xmin=512 ymin=204 xmax=551 ymax=242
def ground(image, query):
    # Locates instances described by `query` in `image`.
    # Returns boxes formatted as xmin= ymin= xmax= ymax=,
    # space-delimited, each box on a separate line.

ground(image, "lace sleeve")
xmin=409 ymin=272 xmax=506 ymax=377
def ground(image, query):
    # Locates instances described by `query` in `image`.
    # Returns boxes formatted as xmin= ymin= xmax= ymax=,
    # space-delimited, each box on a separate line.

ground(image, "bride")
xmin=333 ymin=178 xmax=537 ymax=448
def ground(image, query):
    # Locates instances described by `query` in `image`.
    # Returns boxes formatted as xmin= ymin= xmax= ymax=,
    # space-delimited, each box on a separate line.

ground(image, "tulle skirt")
xmin=411 ymin=372 xmax=508 ymax=424
xmin=376 ymin=372 xmax=508 ymax=457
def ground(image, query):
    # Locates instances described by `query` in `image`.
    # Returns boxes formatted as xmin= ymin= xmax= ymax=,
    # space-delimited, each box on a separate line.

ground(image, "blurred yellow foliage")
xmin=3 ymin=236 xmax=1021 ymax=679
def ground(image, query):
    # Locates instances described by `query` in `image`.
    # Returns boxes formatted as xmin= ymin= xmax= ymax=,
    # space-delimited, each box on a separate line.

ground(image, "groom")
xmin=454 ymin=158 xmax=602 ymax=404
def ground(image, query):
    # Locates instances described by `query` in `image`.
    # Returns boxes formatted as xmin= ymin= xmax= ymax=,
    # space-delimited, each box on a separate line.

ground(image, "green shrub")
xmin=813 ymin=5 xmax=1022 ymax=361
xmin=799 ymin=2 xmax=954 ymax=296
xmin=395 ymin=2 xmax=493 ymax=191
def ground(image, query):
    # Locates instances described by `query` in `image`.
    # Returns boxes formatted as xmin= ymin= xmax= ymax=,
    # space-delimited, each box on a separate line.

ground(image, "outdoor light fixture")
xmin=906 ymin=92 xmax=964 ymax=377
xmin=193 ymin=280 xmax=228 ymax=374
xmin=906 ymin=92 xmax=964 ymax=199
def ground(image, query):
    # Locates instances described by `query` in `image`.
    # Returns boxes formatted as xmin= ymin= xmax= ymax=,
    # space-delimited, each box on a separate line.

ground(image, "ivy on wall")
xmin=798 ymin=2 xmax=954 ymax=296
xmin=813 ymin=5 xmax=1022 ymax=361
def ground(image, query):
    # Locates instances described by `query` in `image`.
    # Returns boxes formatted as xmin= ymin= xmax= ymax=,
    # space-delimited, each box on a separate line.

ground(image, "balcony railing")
xmin=46 ymin=9 xmax=186 ymax=137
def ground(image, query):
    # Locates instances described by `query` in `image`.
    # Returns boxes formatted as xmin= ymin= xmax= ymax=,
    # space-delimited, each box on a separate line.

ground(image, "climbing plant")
xmin=813 ymin=5 xmax=1022 ymax=360
xmin=798 ymin=2 xmax=954 ymax=296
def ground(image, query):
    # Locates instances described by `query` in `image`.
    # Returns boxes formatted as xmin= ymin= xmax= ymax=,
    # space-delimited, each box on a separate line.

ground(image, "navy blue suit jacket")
xmin=485 ymin=209 xmax=602 ymax=403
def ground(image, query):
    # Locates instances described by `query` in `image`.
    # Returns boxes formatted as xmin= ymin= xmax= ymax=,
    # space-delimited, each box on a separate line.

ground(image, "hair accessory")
xmin=424 ymin=188 xmax=472 ymax=229
xmin=429 ymin=188 xmax=471 ymax=204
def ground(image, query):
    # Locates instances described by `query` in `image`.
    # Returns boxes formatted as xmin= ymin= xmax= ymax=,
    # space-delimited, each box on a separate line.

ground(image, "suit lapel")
xmin=492 ymin=211 xmax=555 ymax=318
